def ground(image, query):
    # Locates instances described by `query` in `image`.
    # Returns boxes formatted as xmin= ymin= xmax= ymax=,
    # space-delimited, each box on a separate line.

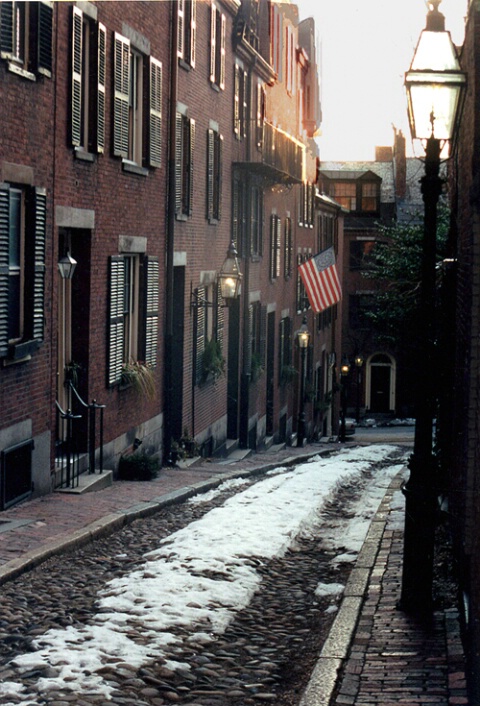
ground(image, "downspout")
xmin=239 ymin=67 xmax=253 ymax=448
xmin=164 ymin=2 xmax=178 ymax=464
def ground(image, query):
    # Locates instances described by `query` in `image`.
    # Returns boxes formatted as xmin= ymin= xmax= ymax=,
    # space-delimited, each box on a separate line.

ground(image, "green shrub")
xmin=118 ymin=450 xmax=160 ymax=481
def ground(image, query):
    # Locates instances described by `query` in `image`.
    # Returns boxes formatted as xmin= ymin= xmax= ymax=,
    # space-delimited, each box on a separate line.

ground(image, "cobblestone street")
xmin=0 ymin=449 xmax=400 ymax=706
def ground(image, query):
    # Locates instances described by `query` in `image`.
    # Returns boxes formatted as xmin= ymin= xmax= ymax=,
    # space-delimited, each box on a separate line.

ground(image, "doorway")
xmin=368 ymin=353 xmax=395 ymax=413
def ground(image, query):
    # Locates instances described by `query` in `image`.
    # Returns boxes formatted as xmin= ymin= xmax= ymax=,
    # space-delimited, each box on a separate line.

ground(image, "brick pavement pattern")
xmin=330 ymin=477 xmax=469 ymax=706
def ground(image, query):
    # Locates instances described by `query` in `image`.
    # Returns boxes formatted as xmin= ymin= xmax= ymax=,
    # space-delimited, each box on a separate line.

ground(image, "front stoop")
xmin=55 ymin=470 xmax=113 ymax=495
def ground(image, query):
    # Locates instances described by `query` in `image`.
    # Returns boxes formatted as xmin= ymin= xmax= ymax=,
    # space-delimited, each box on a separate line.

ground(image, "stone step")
xmin=55 ymin=470 xmax=113 ymax=495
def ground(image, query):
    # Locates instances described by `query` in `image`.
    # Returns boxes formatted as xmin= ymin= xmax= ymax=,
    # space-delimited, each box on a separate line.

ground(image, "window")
xmin=210 ymin=3 xmax=225 ymax=90
xmin=0 ymin=0 xmax=52 ymax=78
xmin=278 ymin=316 xmax=292 ymax=386
xmin=0 ymin=184 xmax=47 ymax=359
xmin=113 ymin=33 xmax=162 ymax=169
xmin=234 ymin=63 xmax=247 ymax=139
xmin=318 ymin=305 xmax=336 ymax=331
xmin=249 ymin=301 xmax=265 ymax=380
xmin=297 ymin=252 xmax=310 ymax=312
xmin=270 ymin=214 xmax=281 ymax=280
xmin=270 ymin=2 xmax=282 ymax=81
xmin=207 ymin=127 xmax=223 ymax=222
xmin=361 ymin=181 xmax=378 ymax=212
xmin=331 ymin=182 xmax=356 ymax=211
xmin=194 ymin=283 xmax=224 ymax=385
xmin=71 ymin=7 xmax=106 ymax=154
xmin=317 ymin=213 xmax=335 ymax=252
xmin=251 ymin=185 xmax=263 ymax=257
xmin=177 ymin=0 xmax=196 ymax=68
xmin=284 ymin=217 xmax=292 ymax=279
xmin=256 ymin=80 xmax=266 ymax=150
xmin=108 ymin=254 xmax=159 ymax=386
xmin=175 ymin=111 xmax=195 ymax=218
xmin=349 ymin=293 xmax=375 ymax=330
xmin=350 ymin=240 xmax=376 ymax=270
xmin=232 ymin=176 xmax=246 ymax=257
xmin=299 ymin=182 xmax=314 ymax=227
xmin=285 ymin=24 xmax=295 ymax=94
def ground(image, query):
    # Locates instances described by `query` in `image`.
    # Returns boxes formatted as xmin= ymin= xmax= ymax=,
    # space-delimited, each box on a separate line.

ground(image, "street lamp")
xmin=354 ymin=355 xmax=364 ymax=425
xmin=58 ymin=251 xmax=77 ymax=280
xmin=400 ymin=0 xmax=465 ymax=614
xmin=296 ymin=316 xmax=310 ymax=447
xmin=339 ymin=358 xmax=350 ymax=443
xmin=218 ymin=242 xmax=242 ymax=303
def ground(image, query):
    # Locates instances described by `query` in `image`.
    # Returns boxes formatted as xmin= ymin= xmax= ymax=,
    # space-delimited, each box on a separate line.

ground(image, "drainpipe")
xmin=164 ymin=2 xmax=178 ymax=464
xmin=239 ymin=68 xmax=253 ymax=448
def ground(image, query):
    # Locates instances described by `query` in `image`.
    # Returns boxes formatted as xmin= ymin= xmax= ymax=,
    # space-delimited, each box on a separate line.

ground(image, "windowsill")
xmin=175 ymin=213 xmax=189 ymax=222
xmin=122 ymin=160 xmax=149 ymax=177
xmin=179 ymin=58 xmax=192 ymax=72
xmin=7 ymin=62 xmax=36 ymax=81
xmin=74 ymin=148 xmax=96 ymax=163
xmin=6 ymin=339 xmax=41 ymax=362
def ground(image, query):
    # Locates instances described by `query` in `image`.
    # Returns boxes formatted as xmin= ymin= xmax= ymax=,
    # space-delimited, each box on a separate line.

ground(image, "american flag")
xmin=298 ymin=247 xmax=342 ymax=314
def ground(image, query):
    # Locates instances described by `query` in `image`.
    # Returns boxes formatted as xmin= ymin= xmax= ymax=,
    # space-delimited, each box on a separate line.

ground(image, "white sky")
xmin=1 ymin=445 xmax=407 ymax=703
xmin=295 ymin=0 xmax=468 ymax=161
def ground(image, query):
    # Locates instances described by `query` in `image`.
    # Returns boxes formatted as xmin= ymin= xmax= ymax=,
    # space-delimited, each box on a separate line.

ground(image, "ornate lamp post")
xmin=354 ymin=355 xmax=364 ymax=425
xmin=400 ymin=0 xmax=465 ymax=614
xmin=339 ymin=359 xmax=351 ymax=443
xmin=296 ymin=316 xmax=310 ymax=447
xmin=218 ymin=242 xmax=242 ymax=303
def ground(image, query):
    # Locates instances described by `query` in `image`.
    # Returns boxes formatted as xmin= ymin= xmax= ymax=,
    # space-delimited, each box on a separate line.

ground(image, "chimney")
xmin=375 ymin=146 xmax=393 ymax=162
xmin=394 ymin=129 xmax=407 ymax=199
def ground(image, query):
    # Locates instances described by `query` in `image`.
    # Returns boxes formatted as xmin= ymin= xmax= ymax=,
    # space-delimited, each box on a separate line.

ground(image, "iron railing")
xmin=55 ymin=382 xmax=106 ymax=489
xmin=263 ymin=122 xmax=305 ymax=183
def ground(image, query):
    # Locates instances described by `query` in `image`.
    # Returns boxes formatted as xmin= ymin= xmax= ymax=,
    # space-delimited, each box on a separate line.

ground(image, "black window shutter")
xmin=189 ymin=0 xmax=196 ymax=68
xmin=177 ymin=0 xmax=184 ymax=60
xmin=216 ymin=282 xmax=224 ymax=350
xmin=195 ymin=286 xmax=205 ymax=384
xmin=96 ymin=23 xmax=106 ymax=153
xmin=187 ymin=118 xmax=195 ymax=215
xmin=0 ymin=185 xmax=10 ymax=357
xmin=113 ymin=33 xmax=130 ymax=158
xmin=149 ymin=57 xmax=162 ymax=168
xmin=31 ymin=188 xmax=47 ymax=343
xmin=71 ymin=6 xmax=82 ymax=147
xmin=216 ymin=134 xmax=223 ymax=220
xmin=175 ymin=112 xmax=183 ymax=214
xmin=37 ymin=1 xmax=53 ymax=76
xmin=144 ymin=256 xmax=159 ymax=367
xmin=207 ymin=129 xmax=214 ymax=221
xmin=108 ymin=255 xmax=125 ymax=386
xmin=0 ymin=2 xmax=13 ymax=56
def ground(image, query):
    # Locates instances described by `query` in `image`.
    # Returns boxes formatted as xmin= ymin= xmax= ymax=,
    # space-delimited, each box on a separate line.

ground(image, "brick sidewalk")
xmin=301 ymin=472 xmax=469 ymax=706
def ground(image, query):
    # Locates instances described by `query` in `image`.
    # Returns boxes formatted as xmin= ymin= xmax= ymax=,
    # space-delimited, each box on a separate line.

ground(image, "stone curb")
xmin=0 ymin=447 xmax=330 ymax=587
xmin=298 ymin=471 xmax=404 ymax=706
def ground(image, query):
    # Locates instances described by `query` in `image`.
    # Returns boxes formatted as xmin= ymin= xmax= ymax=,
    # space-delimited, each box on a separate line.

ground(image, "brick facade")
xmin=0 ymin=1 xmax=340 ymax=507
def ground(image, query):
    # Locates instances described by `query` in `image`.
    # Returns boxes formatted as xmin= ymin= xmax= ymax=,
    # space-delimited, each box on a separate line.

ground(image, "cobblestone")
xmin=0 ymin=437 xmax=469 ymax=706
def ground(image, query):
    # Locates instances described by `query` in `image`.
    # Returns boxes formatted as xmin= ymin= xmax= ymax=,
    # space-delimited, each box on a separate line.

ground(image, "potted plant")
xmin=121 ymin=361 xmax=156 ymax=400
xmin=201 ymin=338 xmax=225 ymax=383
xmin=118 ymin=450 xmax=160 ymax=481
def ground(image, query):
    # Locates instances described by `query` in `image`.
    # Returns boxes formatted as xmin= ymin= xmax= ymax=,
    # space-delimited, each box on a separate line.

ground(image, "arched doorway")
xmin=367 ymin=353 xmax=395 ymax=413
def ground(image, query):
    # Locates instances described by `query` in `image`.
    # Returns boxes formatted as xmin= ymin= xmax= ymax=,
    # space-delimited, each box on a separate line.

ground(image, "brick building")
xmin=319 ymin=131 xmax=424 ymax=422
xmin=447 ymin=0 xmax=480 ymax=699
xmin=0 ymin=0 xmax=341 ymax=507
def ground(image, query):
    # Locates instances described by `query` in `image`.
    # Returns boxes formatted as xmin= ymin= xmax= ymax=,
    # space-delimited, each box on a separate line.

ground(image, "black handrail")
xmin=68 ymin=382 xmax=106 ymax=474
xmin=55 ymin=400 xmax=81 ymax=489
